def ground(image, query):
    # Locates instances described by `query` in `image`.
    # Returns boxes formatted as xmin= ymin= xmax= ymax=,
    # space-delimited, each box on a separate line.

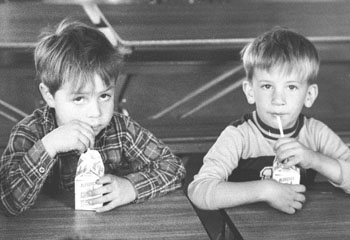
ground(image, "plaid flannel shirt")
xmin=0 ymin=106 xmax=185 ymax=216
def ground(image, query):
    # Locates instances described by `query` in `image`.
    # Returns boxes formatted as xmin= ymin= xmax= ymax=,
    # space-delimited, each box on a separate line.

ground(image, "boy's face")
xmin=42 ymin=74 xmax=115 ymax=136
xmin=243 ymin=68 xmax=318 ymax=129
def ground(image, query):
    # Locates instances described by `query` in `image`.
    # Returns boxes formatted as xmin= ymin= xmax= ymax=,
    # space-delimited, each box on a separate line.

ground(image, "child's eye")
xmin=261 ymin=84 xmax=272 ymax=90
xmin=288 ymin=85 xmax=298 ymax=90
xmin=73 ymin=96 xmax=85 ymax=104
xmin=100 ymin=93 xmax=111 ymax=101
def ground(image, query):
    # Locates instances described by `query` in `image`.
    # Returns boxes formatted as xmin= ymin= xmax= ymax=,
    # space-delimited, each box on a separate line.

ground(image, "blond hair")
xmin=241 ymin=27 xmax=319 ymax=84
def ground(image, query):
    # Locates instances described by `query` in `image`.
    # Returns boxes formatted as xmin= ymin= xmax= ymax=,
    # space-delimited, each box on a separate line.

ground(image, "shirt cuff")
xmin=124 ymin=172 xmax=158 ymax=203
xmin=27 ymin=140 xmax=55 ymax=178
xmin=330 ymin=159 xmax=350 ymax=194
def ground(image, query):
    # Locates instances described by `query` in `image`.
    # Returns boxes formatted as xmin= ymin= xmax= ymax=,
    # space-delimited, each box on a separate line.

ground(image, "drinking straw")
xmin=276 ymin=115 xmax=284 ymax=137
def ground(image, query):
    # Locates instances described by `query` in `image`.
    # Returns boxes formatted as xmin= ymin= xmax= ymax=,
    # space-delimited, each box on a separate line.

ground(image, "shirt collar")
xmin=252 ymin=111 xmax=304 ymax=140
xmin=42 ymin=105 xmax=57 ymax=133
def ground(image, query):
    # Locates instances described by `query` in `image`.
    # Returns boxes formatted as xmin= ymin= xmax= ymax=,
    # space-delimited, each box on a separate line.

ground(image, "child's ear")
xmin=304 ymin=84 xmax=318 ymax=108
xmin=39 ymin=83 xmax=56 ymax=108
xmin=242 ymin=80 xmax=255 ymax=104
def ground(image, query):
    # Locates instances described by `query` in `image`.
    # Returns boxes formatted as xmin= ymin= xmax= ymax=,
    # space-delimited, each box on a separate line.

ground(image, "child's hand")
xmin=274 ymin=138 xmax=318 ymax=169
xmin=262 ymin=180 xmax=306 ymax=214
xmin=88 ymin=174 xmax=137 ymax=213
xmin=42 ymin=120 xmax=95 ymax=157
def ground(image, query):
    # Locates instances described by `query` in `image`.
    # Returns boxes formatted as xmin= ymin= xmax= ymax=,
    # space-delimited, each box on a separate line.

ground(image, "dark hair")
xmin=241 ymin=27 xmax=319 ymax=84
xmin=35 ymin=19 xmax=122 ymax=95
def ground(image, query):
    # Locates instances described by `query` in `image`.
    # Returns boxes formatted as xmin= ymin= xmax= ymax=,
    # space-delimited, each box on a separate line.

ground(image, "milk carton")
xmin=75 ymin=149 xmax=104 ymax=211
xmin=272 ymin=115 xmax=300 ymax=184
xmin=272 ymin=157 xmax=300 ymax=184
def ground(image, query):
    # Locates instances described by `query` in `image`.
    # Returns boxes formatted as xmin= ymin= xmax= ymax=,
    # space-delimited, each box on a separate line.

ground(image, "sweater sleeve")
xmin=311 ymin=119 xmax=350 ymax=193
xmin=188 ymin=126 xmax=244 ymax=209
xmin=334 ymin=159 xmax=350 ymax=193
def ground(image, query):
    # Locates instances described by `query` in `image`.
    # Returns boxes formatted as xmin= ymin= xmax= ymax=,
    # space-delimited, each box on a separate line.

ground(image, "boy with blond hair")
xmin=188 ymin=27 xmax=350 ymax=214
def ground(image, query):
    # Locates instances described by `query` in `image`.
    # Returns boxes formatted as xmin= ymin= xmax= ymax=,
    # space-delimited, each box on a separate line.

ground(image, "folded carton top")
xmin=76 ymin=149 xmax=104 ymax=178
xmin=273 ymin=156 xmax=299 ymax=174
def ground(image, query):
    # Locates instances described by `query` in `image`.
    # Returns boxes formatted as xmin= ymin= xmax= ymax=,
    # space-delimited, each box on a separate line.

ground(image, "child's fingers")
xmin=68 ymin=120 xmax=94 ymax=148
xmin=275 ymin=141 xmax=298 ymax=156
xmin=294 ymin=193 xmax=306 ymax=203
xmin=84 ymin=126 xmax=95 ymax=148
xmin=58 ymin=122 xmax=94 ymax=152
xmin=274 ymin=137 xmax=295 ymax=150
xmin=76 ymin=134 xmax=93 ymax=152
xmin=284 ymin=206 xmax=297 ymax=214
xmin=88 ymin=192 xmax=112 ymax=205
xmin=96 ymin=174 xmax=113 ymax=185
xmin=277 ymin=146 xmax=295 ymax=159
xmin=89 ymin=185 xmax=106 ymax=197
xmin=76 ymin=124 xmax=95 ymax=148
xmin=292 ymin=184 xmax=306 ymax=193
xmin=284 ymin=193 xmax=305 ymax=214
xmin=281 ymin=157 xmax=298 ymax=168
xmin=291 ymin=200 xmax=303 ymax=210
xmin=96 ymin=201 xmax=117 ymax=213
xmin=90 ymin=183 xmax=114 ymax=197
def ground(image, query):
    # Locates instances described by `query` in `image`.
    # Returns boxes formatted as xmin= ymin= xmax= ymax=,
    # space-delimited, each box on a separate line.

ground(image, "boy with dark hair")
xmin=0 ymin=19 xmax=185 ymax=216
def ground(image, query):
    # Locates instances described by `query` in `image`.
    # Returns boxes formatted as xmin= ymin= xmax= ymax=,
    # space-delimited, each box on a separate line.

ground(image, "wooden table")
xmin=221 ymin=182 xmax=350 ymax=240
xmin=0 ymin=189 xmax=209 ymax=240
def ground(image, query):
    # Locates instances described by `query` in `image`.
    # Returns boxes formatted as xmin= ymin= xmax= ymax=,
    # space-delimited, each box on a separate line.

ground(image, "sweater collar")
xmin=252 ymin=111 xmax=303 ymax=140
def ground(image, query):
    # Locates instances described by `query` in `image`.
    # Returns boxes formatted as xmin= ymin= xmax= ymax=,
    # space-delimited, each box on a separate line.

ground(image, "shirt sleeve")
xmin=314 ymin=121 xmax=350 ymax=193
xmin=119 ymin=116 xmax=186 ymax=202
xmin=0 ymin=125 xmax=55 ymax=216
xmin=188 ymin=126 xmax=243 ymax=209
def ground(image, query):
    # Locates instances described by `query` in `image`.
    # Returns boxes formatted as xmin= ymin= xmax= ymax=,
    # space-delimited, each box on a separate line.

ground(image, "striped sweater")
xmin=188 ymin=111 xmax=350 ymax=209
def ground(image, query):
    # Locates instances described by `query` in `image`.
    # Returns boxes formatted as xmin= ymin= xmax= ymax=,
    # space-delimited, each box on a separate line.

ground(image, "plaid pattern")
xmin=0 ymin=106 xmax=185 ymax=215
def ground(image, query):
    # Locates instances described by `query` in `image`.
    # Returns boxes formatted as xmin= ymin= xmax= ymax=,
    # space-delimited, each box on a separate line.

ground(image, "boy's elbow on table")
xmin=187 ymin=180 xmax=220 ymax=210
xmin=0 ymin=196 xmax=30 ymax=217
xmin=332 ymin=159 xmax=350 ymax=194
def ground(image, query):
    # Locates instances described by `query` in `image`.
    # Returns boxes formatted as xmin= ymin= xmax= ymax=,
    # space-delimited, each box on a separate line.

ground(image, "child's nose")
xmin=272 ymin=89 xmax=286 ymax=105
xmin=88 ymin=100 xmax=102 ymax=118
